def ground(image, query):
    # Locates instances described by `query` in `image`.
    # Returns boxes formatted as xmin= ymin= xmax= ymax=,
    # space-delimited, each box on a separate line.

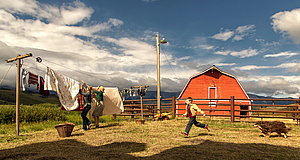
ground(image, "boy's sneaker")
xmin=205 ymin=124 xmax=211 ymax=132
xmin=181 ymin=131 xmax=188 ymax=137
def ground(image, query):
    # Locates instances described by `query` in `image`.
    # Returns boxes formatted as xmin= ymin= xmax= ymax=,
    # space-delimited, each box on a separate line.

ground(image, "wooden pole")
xmin=131 ymin=85 xmax=148 ymax=124
xmin=141 ymin=94 xmax=143 ymax=120
xmin=16 ymin=58 xmax=20 ymax=136
xmin=156 ymin=33 xmax=161 ymax=113
xmin=230 ymin=96 xmax=235 ymax=122
xmin=171 ymin=96 xmax=176 ymax=118
xmin=6 ymin=53 xmax=32 ymax=136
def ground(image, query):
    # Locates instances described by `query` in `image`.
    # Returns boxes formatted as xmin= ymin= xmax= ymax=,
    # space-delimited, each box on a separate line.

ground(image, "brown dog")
xmin=254 ymin=121 xmax=291 ymax=138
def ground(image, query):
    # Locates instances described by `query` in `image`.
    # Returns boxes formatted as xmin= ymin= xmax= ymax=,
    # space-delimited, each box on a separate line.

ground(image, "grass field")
xmin=0 ymin=117 xmax=299 ymax=160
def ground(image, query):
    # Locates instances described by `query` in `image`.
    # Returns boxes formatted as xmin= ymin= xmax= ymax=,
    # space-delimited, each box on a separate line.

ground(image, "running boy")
xmin=181 ymin=97 xmax=210 ymax=136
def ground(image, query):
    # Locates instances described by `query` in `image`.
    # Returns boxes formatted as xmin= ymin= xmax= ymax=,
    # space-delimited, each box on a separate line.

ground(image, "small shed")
xmin=177 ymin=65 xmax=251 ymax=117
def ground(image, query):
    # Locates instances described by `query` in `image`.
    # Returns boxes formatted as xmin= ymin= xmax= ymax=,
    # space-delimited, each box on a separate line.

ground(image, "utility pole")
xmin=6 ymin=53 xmax=32 ymax=136
xmin=156 ymin=33 xmax=161 ymax=113
xmin=156 ymin=33 xmax=167 ymax=114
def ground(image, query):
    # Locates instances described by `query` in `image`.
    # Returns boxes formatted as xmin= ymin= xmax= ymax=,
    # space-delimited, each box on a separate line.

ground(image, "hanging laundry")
xmin=140 ymin=88 xmax=147 ymax=96
xmin=28 ymin=72 xmax=39 ymax=90
xmin=21 ymin=68 xmax=28 ymax=91
xmin=39 ymin=76 xmax=44 ymax=94
xmin=44 ymin=72 xmax=52 ymax=91
xmin=45 ymin=68 xmax=80 ymax=111
xmin=129 ymin=88 xmax=134 ymax=97
xmin=120 ymin=88 xmax=129 ymax=101
xmin=102 ymin=87 xmax=124 ymax=115
xmin=133 ymin=89 xmax=138 ymax=96
xmin=39 ymin=76 xmax=49 ymax=96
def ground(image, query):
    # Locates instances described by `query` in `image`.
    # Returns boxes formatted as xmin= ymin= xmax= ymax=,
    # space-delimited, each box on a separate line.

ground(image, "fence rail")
xmin=117 ymin=96 xmax=300 ymax=124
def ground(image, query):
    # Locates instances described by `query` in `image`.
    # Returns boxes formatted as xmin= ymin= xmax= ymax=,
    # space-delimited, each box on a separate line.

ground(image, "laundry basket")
xmin=55 ymin=123 xmax=75 ymax=137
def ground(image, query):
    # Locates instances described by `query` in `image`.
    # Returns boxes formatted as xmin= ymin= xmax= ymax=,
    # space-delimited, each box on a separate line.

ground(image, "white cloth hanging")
xmin=21 ymin=68 xmax=28 ymax=91
xmin=102 ymin=87 xmax=124 ymax=115
xmin=45 ymin=68 xmax=80 ymax=111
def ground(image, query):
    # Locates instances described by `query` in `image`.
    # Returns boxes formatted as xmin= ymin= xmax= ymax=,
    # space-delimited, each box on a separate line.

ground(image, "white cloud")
xmin=215 ymin=48 xmax=259 ymax=58
xmin=196 ymin=44 xmax=215 ymax=50
xmin=0 ymin=0 xmax=94 ymax=25
xmin=234 ymin=62 xmax=300 ymax=73
xmin=211 ymin=25 xmax=255 ymax=41
xmin=233 ymin=65 xmax=271 ymax=70
xmin=215 ymin=63 xmax=236 ymax=66
xmin=272 ymin=8 xmax=300 ymax=44
xmin=255 ymin=38 xmax=280 ymax=47
xmin=241 ymin=77 xmax=300 ymax=97
xmin=0 ymin=0 xmax=38 ymax=15
xmin=0 ymin=2 xmax=124 ymax=58
xmin=176 ymin=56 xmax=191 ymax=61
xmin=0 ymin=1 xmax=180 ymax=90
xmin=214 ymin=51 xmax=230 ymax=56
xmin=264 ymin=51 xmax=299 ymax=58
xmin=211 ymin=30 xmax=234 ymax=41
xmin=233 ymin=25 xmax=255 ymax=41
xmin=235 ymin=25 xmax=255 ymax=33
xmin=56 ymin=1 xmax=94 ymax=25
xmin=276 ymin=62 xmax=300 ymax=73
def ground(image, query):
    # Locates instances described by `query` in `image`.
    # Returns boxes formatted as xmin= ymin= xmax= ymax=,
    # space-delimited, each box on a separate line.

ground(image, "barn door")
xmin=208 ymin=87 xmax=217 ymax=107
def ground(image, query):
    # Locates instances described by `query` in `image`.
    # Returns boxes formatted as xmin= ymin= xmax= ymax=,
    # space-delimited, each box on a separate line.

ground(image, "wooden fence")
xmin=119 ymin=96 xmax=300 ymax=124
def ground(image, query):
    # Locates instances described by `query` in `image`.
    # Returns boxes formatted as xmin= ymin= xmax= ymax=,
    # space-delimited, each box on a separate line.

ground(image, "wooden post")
xmin=15 ymin=59 xmax=20 ymax=136
xmin=6 ymin=53 xmax=32 ymax=136
xmin=297 ymin=97 xmax=300 ymax=125
xmin=156 ymin=33 xmax=161 ymax=114
xmin=171 ymin=96 xmax=176 ymax=118
xmin=141 ymin=95 xmax=144 ymax=120
xmin=131 ymin=85 xmax=148 ymax=124
xmin=131 ymin=101 xmax=134 ymax=119
xmin=230 ymin=96 xmax=235 ymax=122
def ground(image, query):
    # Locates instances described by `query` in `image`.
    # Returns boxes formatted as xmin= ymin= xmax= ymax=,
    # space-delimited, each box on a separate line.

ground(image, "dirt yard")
xmin=0 ymin=118 xmax=300 ymax=160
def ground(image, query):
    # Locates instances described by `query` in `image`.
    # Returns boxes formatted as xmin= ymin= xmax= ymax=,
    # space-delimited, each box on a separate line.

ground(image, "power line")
xmin=160 ymin=49 xmax=179 ymax=79
xmin=0 ymin=63 xmax=14 ymax=86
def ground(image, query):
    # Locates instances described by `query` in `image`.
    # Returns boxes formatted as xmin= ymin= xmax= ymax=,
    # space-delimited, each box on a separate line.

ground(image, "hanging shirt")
xmin=45 ymin=68 xmax=80 ymax=111
xmin=21 ymin=68 xmax=28 ymax=91
xmin=39 ymin=76 xmax=49 ymax=96
xmin=39 ymin=76 xmax=44 ymax=94
xmin=28 ymin=72 xmax=39 ymax=90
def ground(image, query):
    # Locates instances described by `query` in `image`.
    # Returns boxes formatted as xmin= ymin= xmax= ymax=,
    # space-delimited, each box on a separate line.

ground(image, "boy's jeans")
xmin=185 ymin=116 xmax=206 ymax=134
xmin=81 ymin=104 xmax=91 ymax=129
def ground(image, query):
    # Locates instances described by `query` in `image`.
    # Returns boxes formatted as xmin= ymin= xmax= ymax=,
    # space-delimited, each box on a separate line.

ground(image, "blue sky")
xmin=1 ymin=0 xmax=300 ymax=98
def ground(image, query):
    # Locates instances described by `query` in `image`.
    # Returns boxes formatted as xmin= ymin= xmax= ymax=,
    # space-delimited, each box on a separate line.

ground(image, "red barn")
xmin=177 ymin=65 xmax=251 ymax=117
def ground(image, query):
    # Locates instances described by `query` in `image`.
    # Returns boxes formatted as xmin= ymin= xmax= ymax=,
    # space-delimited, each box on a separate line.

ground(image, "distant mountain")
xmin=247 ymin=93 xmax=297 ymax=105
xmin=0 ymin=89 xmax=59 ymax=105
xmin=124 ymin=91 xmax=180 ymax=100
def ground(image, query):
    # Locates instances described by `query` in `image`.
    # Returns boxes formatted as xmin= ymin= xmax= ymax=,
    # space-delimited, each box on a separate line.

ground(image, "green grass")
xmin=0 ymin=104 xmax=67 ymax=124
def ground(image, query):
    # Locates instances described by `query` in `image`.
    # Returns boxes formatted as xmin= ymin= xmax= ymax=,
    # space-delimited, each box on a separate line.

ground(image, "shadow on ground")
xmin=1 ymin=139 xmax=300 ymax=160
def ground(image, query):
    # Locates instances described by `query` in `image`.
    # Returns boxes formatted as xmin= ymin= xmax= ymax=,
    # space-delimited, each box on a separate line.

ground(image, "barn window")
xmin=208 ymin=87 xmax=217 ymax=107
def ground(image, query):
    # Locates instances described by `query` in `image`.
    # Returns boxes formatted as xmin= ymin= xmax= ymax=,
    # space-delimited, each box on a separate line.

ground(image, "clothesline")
xmin=27 ymin=56 xmax=120 ymax=86
xmin=0 ymin=63 xmax=14 ymax=86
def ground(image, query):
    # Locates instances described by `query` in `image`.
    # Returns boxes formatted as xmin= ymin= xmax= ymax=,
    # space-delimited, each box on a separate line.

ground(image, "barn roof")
xmin=178 ymin=65 xmax=250 ymax=99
